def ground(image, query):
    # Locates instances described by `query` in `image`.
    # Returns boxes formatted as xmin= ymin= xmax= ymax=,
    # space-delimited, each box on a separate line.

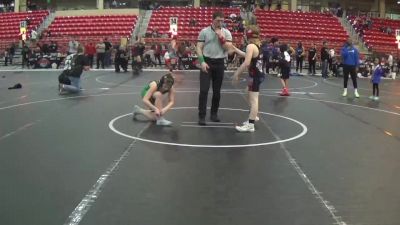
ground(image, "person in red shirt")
xmin=152 ymin=43 xmax=162 ymax=66
xmin=84 ymin=42 xmax=96 ymax=68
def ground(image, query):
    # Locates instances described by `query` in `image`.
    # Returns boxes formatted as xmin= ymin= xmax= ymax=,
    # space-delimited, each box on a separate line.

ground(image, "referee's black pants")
xmin=198 ymin=58 xmax=225 ymax=119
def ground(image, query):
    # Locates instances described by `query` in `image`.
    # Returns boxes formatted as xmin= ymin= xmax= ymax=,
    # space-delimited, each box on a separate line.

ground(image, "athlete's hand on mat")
xmin=201 ymin=62 xmax=209 ymax=73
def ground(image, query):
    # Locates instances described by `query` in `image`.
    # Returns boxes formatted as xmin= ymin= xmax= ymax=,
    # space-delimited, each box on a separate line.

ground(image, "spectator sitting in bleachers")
xmin=30 ymin=29 xmax=38 ymax=43
xmin=41 ymin=42 xmax=50 ymax=55
xmin=276 ymin=0 xmax=282 ymax=10
xmin=386 ymin=26 xmax=393 ymax=35
xmin=146 ymin=28 xmax=154 ymax=38
xmin=229 ymin=13 xmax=237 ymax=22
xmin=32 ymin=45 xmax=42 ymax=57
xmin=152 ymin=28 xmax=160 ymax=38
xmin=44 ymin=29 xmax=51 ymax=38
xmin=267 ymin=0 xmax=272 ymax=10
xmin=238 ymin=18 xmax=245 ymax=33
xmin=240 ymin=4 xmax=247 ymax=20
xmin=111 ymin=0 xmax=118 ymax=8
xmin=366 ymin=16 xmax=372 ymax=30
xmin=189 ymin=18 xmax=197 ymax=27
xmin=259 ymin=0 xmax=266 ymax=10
xmin=49 ymin=41 xmax=58 ymax=53
xmin=249 ymin=14 xmax=257 ymax=25
xmin=336 ymin=5 xmax=343 ymax=17
xmin=25 ymin=17 xmax=31 ymax=25
xmin=248 ymin=0 xmax=256 ymax=13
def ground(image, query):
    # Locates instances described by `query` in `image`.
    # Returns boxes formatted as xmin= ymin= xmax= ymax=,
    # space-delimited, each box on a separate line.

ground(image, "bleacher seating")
xmin=0 ymin=10 xmax=49 ymax=51
xmin=148 ymin=7 xmax=241 ymax=40
xmin=351 ymin=16 xmax=399 ymax=55
xmin=148 ymin=7 xmax=348 ymax=55
xmin=42 ymin=14 xmax=137 ymax=52
xmin=256 ymin=10 xmax=348 ymax=55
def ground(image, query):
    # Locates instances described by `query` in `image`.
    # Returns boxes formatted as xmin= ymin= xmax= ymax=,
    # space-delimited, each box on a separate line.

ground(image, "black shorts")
xmin=281 ymin=66 xmax=290 ymax=80
xmin=247 ymin=72 xmax=265 ymax=92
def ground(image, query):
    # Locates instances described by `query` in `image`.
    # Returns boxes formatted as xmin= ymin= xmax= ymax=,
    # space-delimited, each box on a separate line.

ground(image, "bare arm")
xmin=242 ymin=44 xmax=256 ymax=67
xmin=232 ymin=45 xmax=246 ymax=58
xmin=215 ymin=29 xmax=233 ymax=51
xmin=221 ymin=41 xmax=233 ymax=51
xmin=196 ymin=41 xmax=209 ymax=72
xmin=162 ymin=86 xmax=176 ymax=114
xmin=196 ymin=41 xmax=204 ymax=58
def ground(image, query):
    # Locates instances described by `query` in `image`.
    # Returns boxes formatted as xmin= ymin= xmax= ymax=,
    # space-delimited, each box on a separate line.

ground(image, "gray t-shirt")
xmin=96 ymin=43 xmax=106 ymax=53
xmin=68 ymin=40 xmax=78 ymax=54
xmin=197 ymin=26 xmax=232 ymax=59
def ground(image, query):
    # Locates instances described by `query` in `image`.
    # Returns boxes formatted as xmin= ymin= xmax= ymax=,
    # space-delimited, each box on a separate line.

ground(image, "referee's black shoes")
xmin=210 ymin=114 xmax=220 ymax=122
xmin=198 ymin=117 xmax=206 ymax=126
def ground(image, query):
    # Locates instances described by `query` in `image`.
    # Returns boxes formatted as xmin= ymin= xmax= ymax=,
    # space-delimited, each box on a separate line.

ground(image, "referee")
xmin=196 ymin=11 xmax=233 ymax=125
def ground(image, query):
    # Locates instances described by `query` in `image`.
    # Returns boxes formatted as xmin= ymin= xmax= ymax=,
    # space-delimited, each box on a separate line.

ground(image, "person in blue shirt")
xmin=340 ymin=39 xmax=360 ymax=97
xmin=369 ymin=58 xmax=384 ymax=101
xmin=261 ymin=40 xmax=271 ymax=74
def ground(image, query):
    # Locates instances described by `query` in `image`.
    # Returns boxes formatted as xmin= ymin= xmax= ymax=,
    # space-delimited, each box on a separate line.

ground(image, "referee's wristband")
xmin=199 ymin=55 xmax=205 ymax=64
xmin=218 ymin=36 xmax=226 ymax=45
